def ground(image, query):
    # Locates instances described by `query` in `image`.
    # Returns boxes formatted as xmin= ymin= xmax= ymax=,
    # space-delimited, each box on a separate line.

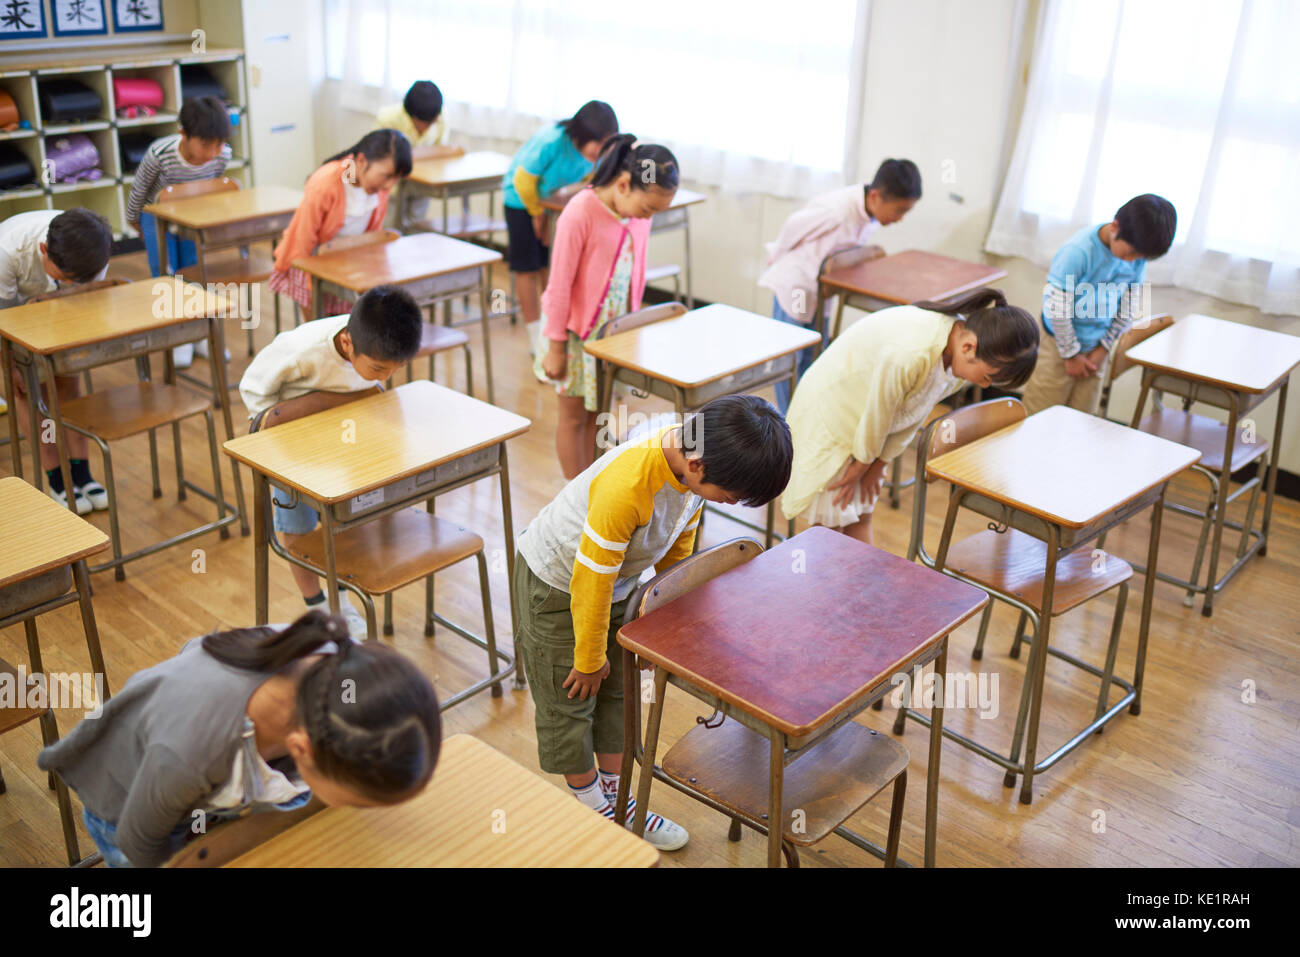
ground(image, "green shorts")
xmin=513 ymin=554 xmax=631 ymax=775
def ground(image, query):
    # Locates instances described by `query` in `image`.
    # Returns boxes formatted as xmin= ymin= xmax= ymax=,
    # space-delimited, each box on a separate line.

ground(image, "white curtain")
xmin=985 ymin=0 xmax=1300 ymax=317
xmin=323 ymin=0 xmax=865 ymax=197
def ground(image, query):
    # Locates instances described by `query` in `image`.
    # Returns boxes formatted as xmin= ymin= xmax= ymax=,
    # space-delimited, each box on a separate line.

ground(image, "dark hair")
xmin=202 ymin=610 xmax=442 ymax=803
xmin=913 ymin=287 xmax=1040 ymax=389
xmin=1114 ymin=194 xmax=1176 ymax=259
xmin=559 ymin=100 xmax=619 ymax=149
xmin=324 ymin=129 xmax=413 ymax=179
xmin=680 ymin=395 xmax=792 ymax=508
xmin=346 ymin=285 xmax=423 ymax=362
xmin=870 ymin=158 xmax=922 ymax=201
xmin=178 ymin=95 xmax=231 ymax=143
xmin=590 ymin=134 xmax=680 ymax=193
xmin=45 ymin=209 xmax=112 ymax=284
xmin=403 ymin=81 xmax=444 ymax=124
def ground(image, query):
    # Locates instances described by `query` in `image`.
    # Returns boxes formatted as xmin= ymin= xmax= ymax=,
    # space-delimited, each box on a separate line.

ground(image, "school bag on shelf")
xmin=0 ymin=90 xmax=19 ymax=132
xmin=119 ymin=131 xmax=154 ymax=173
xmin=180 ymin=65 xmax=227 ymax=103
xmin=45 ymin=134 xmax=103 ymax=183
xmin=113 ymin=77 xmax=164 ymax=120
xmin=38 ymin=79 xmax=103 ymax=124
xmin=0 ymin=143 xmax=36 ymax=190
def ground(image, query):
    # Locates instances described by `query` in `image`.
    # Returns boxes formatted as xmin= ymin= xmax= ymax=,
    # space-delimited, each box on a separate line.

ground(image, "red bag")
xmin=0 ymin=90 xmax=18 ymax=131
xmin=113 ymin=77 xmax=164 ymax=111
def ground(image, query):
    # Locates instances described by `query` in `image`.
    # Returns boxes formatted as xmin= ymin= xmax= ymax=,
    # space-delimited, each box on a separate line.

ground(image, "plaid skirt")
xmin=269 ymin=267 xmax=353 ymax=317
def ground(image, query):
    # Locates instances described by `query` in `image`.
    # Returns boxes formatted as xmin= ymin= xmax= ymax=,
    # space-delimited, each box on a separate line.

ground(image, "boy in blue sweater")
xmin=1021 ymin=194 xmax=1176 ymax=415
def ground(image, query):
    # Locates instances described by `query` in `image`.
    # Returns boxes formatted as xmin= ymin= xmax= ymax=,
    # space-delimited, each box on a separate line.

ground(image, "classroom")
xmin=0 ymin=0 xmax=1296 ymax=879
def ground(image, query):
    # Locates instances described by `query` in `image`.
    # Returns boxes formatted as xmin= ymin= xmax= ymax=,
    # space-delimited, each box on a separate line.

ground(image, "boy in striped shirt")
xmin=126 ymin=96 xmax=232 ymax=368
xmin=514 ymin=395 xmax=793 ymax=850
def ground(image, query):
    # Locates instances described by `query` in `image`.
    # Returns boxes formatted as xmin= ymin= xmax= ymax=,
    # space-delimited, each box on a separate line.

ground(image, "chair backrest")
xmin=1097 ymin=314 xmax=1174 ymax=419
xmin=630 ymin=537 xmax=765 ymax=621
xmin=818 ymin=243 xmax=886 ymax=278
xmin=249 ymin=386 xmax=383 ymax=434
xmin=159 ymin=176 xmax=240 ymax=201
xmin=908 ymin=397 xmax=1026 ymax=565
xmin=595 ymin=301 xmax=687 ymax=342
xmin=164 ymin=797 xmax=325 ymax=868
xmin=29 ymin=277 xmax=129 ymax=303
xmin=318 ymin=229 xmax=401 ymax=255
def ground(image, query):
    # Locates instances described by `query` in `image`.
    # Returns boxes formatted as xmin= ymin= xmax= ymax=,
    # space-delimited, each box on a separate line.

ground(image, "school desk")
xmin=398 ymin=150 xmax=513 ymax=237
xmin=291 ymin=232 xmax=503 ymax=404
xmin=144 ymin=185 xmax=303 ymax=278
xmin=616 ymin=527 xmax=987 ymax=867
xmin=582 ymin=303 xmax=820 ymax=545
xmin=222 ymin=380 xmax=530 ymax=687
xmin=225 ymin=734 xmax=658 ymax=867
xmin=542 ymin=185 xmax=709 ymax=308
xmin=1124 ymin=314 xmax=1300 ymax=617
xmin=819 ymin=249 xmax=1008 ymax=341
xmin=0 ymin=280 xmax=248 ymax=575
xmin=916 ymin=406 xmax=1200 ymax=804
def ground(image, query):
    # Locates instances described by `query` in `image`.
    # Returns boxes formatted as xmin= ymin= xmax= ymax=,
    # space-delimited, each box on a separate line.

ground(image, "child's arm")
xmin=239 ymin=344 xmax=303 ymax=418
xmin=767 ymin=202 xmax=841 ymax=264
xmin=116 ymin=745 xmax=210 ymax=867
xmin=539 ymin=202 xmax=593 ymax=348
xmin=273 ymin=181 xmax=332 ymax=273
xmin=0 ymin=251 xmax=21 ymax=309
xmin=1097 ymin=262 xmax=1146 ymax=353
xmin=853 ymin=354 xmax=925 ymax=467
xmin=1044 ymin=245 xmax=1099 ymax=375
xmin=654 ymin=506 xmax=702 ymax=575
xmin=125 ymin=148 xmax=163 ymax=232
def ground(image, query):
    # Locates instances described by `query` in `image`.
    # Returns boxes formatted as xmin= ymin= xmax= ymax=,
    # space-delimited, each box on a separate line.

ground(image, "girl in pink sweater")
xmin=536 ymin=134 xmax=680 ymax=477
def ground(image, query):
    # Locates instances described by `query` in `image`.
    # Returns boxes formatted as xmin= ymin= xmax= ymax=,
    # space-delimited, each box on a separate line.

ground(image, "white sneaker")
xmin=50 ymin=486 xmax=92 ymax=515
xmin=172 ymin=343 xmax=194 ymax=368
xmin=193 ymin=338 xmax=231 ymax=361
xmin=76 ymin=480 xmax=109 ymax=511
xmin=337 ymin=596 xmax=369 ymax=642
xmin=632 ymin=812 xmax=690 ymax=851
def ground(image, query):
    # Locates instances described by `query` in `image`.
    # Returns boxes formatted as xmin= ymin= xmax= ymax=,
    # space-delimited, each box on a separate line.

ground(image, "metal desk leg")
xmin=311 ymin=276 xmax=323 ymax=322
xmin=155 ymin=216 xmax=171 ymax=276
xmin=478 ymin=267 xmax=496 ymax=405
xmin=683 ymin=212 xmax=694 ymax=310
xmin=1200 ymin=392 xmax=1240 ymax=616
xmin=632 ymin=667 xmax=670 ymax=837
xmin=321 ymin=509 xmax=341 ymax=616
xmin=2 ymin=338 xmax=21 ymax=477
xmin=21 ymin=360 xmax=44 ymax=489
xmin=1018 ymin=524 xmax=1060 ymax=804
xmin=209 ymin=318 xmax=249 ymax=536
xmin=254 ymin=475 xmax=269 ymax=626
xmin=499 ymin=445 xmax=525 ymax=690
xmin=1133 ymin=487 xmax=1165 ymax=716
xmin=831 ymin=295 xmax=847 ymax=341
xmin=613 ymin=645 xmax=638 ymax=826
xmin=73 ymin=558 xmax=109 ymax=699
xmin=767 ymin=726 xmax=786 ymax=867
xmin=925 ymin=636 xmax=947 ymax=867
xmin=1258 ymin=380 xmax=1288 ymax=558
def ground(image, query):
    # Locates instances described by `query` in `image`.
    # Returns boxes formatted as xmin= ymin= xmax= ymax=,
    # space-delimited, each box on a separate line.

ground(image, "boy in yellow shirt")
xmin=514 ymin=394 xmax=792 ymax=850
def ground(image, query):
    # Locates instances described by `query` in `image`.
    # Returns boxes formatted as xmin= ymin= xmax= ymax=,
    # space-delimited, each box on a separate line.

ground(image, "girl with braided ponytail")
xmin=536 ymin=133 xmax=681 ymax=477
xmin=39 ymin=610 xmax=441 ymax=867
xmin=780 ymin=289 xmax=1040 ymax=545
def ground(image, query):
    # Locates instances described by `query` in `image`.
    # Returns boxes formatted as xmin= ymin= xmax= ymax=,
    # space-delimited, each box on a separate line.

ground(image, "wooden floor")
xmin=2 ymin=251 xmax=1298 ymax=867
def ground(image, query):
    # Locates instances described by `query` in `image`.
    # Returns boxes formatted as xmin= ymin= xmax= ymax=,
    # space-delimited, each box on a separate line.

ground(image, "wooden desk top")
xmin=820 ymin=249 xmax=1008 ymax=305
xmin=292 ymin=232 xmax=500 ymax=292
xmin=0 ymin=279 xmax=229 ymax=354
xmin=0 ymin=478 xmax=109 ymax=589
xmin=223 ymin=380 xmax=530 ymax=504
xmin=927 ymin=405 xmax=1201 ymax=528
xmin=1123 ymin=313 xmax=1300 ymax=395
xmin=408 ymin=151 xmax=512 ymax=188
xmin=226 ymin=734 xmax=658 ymax=867
xmin=618 ymin=527 xmax=987 ymax=737
xmin=582 ymin=303 xmax=820 ymax=389
xmin=541 ymin=184 xmax=708 ymax=214
xmin=144 ymin=185 xmax=304 ymax=230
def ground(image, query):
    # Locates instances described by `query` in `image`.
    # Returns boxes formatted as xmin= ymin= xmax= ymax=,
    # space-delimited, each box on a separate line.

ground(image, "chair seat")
xmin=60 ymin=383 xmax=212 ymax=440
xmin=0 ymin=656 xmax=46 ymax=731
xmin=946 ymin=528 xmax=1131 ymax=617
xmin=659 ymin=717 xmax=907 ymax=846
xmin=645 ymin=264 xmax=681 ymax=283
xmin=414 ymin=213 xmax=506 ymax=238
xmin=283 ymin=509 xmax=482 ymax=595
xmin=415 ymin=324 xmax=469 ymax=358
xmin=178 ymin=247 xmax=275 ymax=286
xmin=1138 ymin=408 xmax=1268 ymax=474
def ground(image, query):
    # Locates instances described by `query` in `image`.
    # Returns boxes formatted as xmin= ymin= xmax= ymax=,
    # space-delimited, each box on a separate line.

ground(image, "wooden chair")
xmin=164 ymin=796 xmax=324 ymax=867
xmin=820 ymin=243 xmax=885 ymax=344
xmin=161 ymin=177 xmax=279 ymax=357
xmin=905 ymin=398 xmax=1132 ymax=786
xmin=1098 ymin=314 xmax=1175 ymax=420
xmin=616 ymin=538 xmax=909 ymax=867
xmin=251 ymin=389 xmax=511 ymax=709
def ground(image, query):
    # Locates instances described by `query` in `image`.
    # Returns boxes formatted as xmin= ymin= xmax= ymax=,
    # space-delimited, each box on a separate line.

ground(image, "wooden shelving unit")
xmin=0 ymin=41 xmax=251 ymax=240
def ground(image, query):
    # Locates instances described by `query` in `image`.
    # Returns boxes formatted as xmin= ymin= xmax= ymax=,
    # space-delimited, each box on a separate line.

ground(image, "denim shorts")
xmin=272 ymin=493 xmax=320 ymax=536
xmin=83 ymin=807 xmax=191 ymax=868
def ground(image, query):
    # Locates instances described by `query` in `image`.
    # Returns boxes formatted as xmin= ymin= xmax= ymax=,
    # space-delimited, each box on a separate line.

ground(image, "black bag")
xmin=180 ymin=65 xmax=227 ymax=103
xmin=0 ymin=142 xmax=36 ymax=190
xmin=38 ymin=79 xmax=103 ymax=124
xmin=119 ymin=131 xmax=154 ymax=172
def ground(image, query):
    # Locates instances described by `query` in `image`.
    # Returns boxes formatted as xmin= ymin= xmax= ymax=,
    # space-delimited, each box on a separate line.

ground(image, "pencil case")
xmin=38 ymin=79 xmax=103 ymax=124
xmin=180 ymin=65 xmax=227 ymax=103
xmin=45 ymin=134 xmax=103 ymax=183
xmin=0 ymin=90 xmax=19 ymax=132
xmin=112 ymin=76 xmax=164 ymax=112
xmin=0 ymin=143 xmax=36 ymax=190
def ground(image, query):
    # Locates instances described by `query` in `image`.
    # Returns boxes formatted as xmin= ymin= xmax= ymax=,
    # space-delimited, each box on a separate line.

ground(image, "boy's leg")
xmin=1020 ymin=333 xmax=1074 ymax=416
xmin=139 ymin=212 xmax=163 ymax=277
xmin=770 ymin=296 xmax=809 ymax=416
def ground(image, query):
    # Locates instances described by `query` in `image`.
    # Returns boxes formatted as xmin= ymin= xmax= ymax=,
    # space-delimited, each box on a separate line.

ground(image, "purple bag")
xmin=44 ymin=134 xmax=102 ymax=184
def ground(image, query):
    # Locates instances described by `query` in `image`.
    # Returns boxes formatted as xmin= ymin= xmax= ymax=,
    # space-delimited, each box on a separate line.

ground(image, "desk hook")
xmin=696 ymin=710 xmax=725 ymax=729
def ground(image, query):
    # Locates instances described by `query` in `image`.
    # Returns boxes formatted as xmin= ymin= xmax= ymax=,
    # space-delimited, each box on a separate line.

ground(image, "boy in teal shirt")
xmin=1022 ymin=193 xmax=1176 ymax=415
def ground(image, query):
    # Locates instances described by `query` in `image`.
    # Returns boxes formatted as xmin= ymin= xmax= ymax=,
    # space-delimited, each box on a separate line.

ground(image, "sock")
xmin=70 ymin=458 xmax=93 ymax=487
xmin=568 ymin=777 xmax=610 ymax=812
xmin=305 ymin=591 xmax=326 ymax=607
xmin=46 ymin=468 xmax=66 ymax=494
xmin=595 ymin=769 xmax=663 ymax=831
xmin=597 ymin=769 xmax=620 ymax=799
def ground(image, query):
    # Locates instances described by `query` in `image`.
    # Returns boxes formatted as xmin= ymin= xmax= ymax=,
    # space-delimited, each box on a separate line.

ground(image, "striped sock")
xmin=568 ymin=777 xmax=608 ymax=812
xmin=596 ymin=771 xmax=664 ymax=831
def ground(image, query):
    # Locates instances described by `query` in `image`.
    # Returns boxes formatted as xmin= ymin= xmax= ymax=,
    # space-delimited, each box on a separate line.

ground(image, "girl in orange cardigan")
xmin=270 ymin=129 xmax=413 ymax=315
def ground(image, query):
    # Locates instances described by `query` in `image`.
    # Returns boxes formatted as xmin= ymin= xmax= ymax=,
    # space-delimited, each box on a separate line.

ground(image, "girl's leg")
xmin=582 ymin=410 xmax=601 ymax=472
xmin=515 ymin=270 xmax=543 ymax=327
xmin=842 ymin=512 xmax=874 ymax=546
xmin=290 ymin=562 xmax=321 ymax=600
xmin=555 ymin=394 xmax=591 ymax=479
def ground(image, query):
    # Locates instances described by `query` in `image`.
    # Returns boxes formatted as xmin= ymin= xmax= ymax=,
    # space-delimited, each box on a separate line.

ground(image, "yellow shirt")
xmin=374 ymin=103 xmax=448 ymax=148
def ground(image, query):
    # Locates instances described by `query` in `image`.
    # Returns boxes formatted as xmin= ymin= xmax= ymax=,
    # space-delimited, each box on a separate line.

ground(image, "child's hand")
xmin=533 ymin=213 xmax=549 ymax=245
xmin=1064 ymin=354 xmax=1097 ymax=379
xmin=829 ymin=459 xmax=871 ymax=509
xmin=863 ymin=457 xmax=888 ymax=502
xmin=563 ymin=660 xmax=611 ymax=700
xmin=1087 ymin=345 xmax=1109 ymax=372
xmin=542 ymin=340 xmax=567 ymax=381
